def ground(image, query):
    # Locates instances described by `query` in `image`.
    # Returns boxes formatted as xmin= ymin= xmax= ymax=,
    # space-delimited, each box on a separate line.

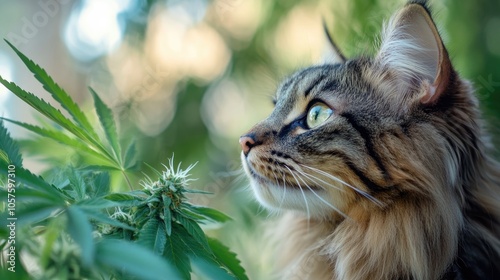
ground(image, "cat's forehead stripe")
xmin=277 ymin=66 xmax=342 ymax=124
xmin=282 ymin=67 xmax=329 ymax=98
xmin=284 ymin=101 xmax=305 ymax=124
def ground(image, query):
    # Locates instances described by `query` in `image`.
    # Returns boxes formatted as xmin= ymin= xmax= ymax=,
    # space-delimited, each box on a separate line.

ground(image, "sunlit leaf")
xmin=0 ymin=161 xmax=63 ymax=201
xmin=0 ymin=76 xmax=89 ymax=144
xmin=0 ymin=120 xmax=22 ymax=166
xmin=0 ymin=150 xmax=8 ymax=164
xmin=89 ymin=87 xmax=122 ymax=166
xmin=5 ymin=40 xmax=98 ymax=140
xmin=1 ymin=118 xmax=110 ymax=164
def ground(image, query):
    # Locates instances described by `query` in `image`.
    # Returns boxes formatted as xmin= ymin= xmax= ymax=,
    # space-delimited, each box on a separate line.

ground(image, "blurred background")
xmin=0 ymin=0 xmax=498 ymax=278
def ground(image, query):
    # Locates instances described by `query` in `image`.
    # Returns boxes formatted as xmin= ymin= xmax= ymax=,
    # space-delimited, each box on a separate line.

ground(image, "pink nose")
xmin=239 ymin=135 xmax=256 ymax=155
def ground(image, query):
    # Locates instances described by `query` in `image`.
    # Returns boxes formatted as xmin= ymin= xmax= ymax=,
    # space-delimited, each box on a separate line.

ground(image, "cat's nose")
xmin=239 ymin=135 xmax=257 ymax=156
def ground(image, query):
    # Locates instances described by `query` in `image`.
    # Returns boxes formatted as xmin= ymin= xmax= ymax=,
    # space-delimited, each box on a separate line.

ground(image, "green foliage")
xmin=0 ymin=42 xmax=247 ymax=280
xmin=0 ymin=121 xmax=22 ymax=166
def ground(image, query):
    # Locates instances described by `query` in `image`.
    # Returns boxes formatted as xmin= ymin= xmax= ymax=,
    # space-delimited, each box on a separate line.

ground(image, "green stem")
xmin=122 ymin=170 xmax=133 ymax=191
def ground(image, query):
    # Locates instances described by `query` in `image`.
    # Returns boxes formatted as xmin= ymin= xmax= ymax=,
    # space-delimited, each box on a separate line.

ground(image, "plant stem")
xmin=122 ymin=170 xmax=133 ymax=191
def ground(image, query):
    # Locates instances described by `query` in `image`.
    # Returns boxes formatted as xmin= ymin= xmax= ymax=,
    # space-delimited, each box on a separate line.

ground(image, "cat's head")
xmin=240 ymin=2 xmax=477 ymax=218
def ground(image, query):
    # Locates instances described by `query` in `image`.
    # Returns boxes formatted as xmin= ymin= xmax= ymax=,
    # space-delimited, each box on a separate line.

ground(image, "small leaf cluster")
xmin=0 ymin=40 xmax=248 ymax=280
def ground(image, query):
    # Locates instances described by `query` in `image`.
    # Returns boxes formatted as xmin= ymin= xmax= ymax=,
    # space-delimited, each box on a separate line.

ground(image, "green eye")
xmin=306 ymin=103 xmax=333 ymax=128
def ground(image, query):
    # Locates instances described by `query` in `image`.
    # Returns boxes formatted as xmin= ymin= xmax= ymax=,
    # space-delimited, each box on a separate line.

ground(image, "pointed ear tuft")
xmin=321 ymin=20 xmax=346 ymax=65
xmin=375 ymin=3 xmax=451 ymax=104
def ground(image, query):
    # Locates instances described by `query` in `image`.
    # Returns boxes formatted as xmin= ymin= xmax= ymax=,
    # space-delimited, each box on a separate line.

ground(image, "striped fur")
xmin=240 ymin=1 xmax=500 ymax=279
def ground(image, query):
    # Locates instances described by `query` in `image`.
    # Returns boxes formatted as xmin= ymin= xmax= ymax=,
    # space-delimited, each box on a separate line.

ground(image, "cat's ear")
xmin=321 ymin=20 xmax=346 ymax=64
xmin=375 ymin=3 xmax=451 ymax=104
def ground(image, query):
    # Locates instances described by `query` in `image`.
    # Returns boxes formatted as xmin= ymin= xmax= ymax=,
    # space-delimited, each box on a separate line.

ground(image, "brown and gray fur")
xmin=239 ymin=1 xmax=500 ymax=279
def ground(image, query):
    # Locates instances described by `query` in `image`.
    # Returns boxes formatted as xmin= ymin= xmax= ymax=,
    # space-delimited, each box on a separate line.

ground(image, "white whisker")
xmin=285 ymin=165 xmax=311 ymax=224
xmin=293 ymin=168 xmax=349 ymax=219
xmin=299 ymin=164 xmax=383 ymax=207
xmin=297 ymin=169 xmax=344 ymax=193
xmin=271 ymin=170 xmax=287 ymax=212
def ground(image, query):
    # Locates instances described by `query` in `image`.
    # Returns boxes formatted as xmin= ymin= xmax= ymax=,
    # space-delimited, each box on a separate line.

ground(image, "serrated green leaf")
xmin=0 ymin=75 xmax=117 ymax=168
xmin=89 ymin=87 xmax=121 ymax=165
xmin=134 ymin=205 xmax=151 ymax=227
xmin=0 ymin=120 xmax=22 ymax=166
xmin=66 ymin=206 xmax=95 ymax=267
xmin=96 ymin=239 xmax=180 ymax=280
xmin=163 ymin=194 xmax=172 ymax=236
xmin=138 ymin=219 xmax=167 ymax=255
xmin=0 ymin=76 xmax=88 ymax=143
xmin=1 ymin=117 xmax=111 ymax=164
xmin=105 ymin=193 xmax=145 ymax=207
xmin=104 ymin=193 xmax=130 ymax=201
xmin=176 ymin=213 xmax=211 ymax=253
xmin=5 ymin=40 xmax=98 ymax=139
xmin=166 ymin=223 xmax=230 ymax=280
xmin=0 ymin=161 xmax=63 ymax=201
xmin=76 ymin=197 xmax=118 ymax=209
xmin=207 ymin=238 xmax=248 ymax=280
xmin=183 ymin=205 xmax=232 ymax=224
xmin=0 ymin=150 xmax=8 ymax=164
xmin=164 ymin=223 xmax=193 ymax=280
xmin=67 ymin=168 xmax=87 ymax=200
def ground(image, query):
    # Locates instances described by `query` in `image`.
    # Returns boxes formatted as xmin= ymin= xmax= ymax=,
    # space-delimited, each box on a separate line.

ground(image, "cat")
xmin=239 ymin=1 xmax=500 ymax=279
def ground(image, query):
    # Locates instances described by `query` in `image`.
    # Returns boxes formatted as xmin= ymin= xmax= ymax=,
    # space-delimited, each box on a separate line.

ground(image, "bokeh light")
xmin=64 ymin=0 xmax=135 ymax=61
xmin=0 ymin=52 xmax=13 ymax=119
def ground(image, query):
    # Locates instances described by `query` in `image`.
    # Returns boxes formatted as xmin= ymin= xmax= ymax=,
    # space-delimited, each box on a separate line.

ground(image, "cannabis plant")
xmin=0 ymin=40 xmax=248 ymax=280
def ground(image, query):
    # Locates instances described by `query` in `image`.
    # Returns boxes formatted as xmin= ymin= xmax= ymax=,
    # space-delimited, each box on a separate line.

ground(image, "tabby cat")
xmin=239 ymin=1 xmax=500 ymax=279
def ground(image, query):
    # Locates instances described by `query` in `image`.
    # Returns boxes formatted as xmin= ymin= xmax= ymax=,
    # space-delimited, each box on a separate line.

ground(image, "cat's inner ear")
xmin=321 ymin=20 xmax=346 ymax=65
xmin=375 ymin=3 xmax=451 ymax=104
